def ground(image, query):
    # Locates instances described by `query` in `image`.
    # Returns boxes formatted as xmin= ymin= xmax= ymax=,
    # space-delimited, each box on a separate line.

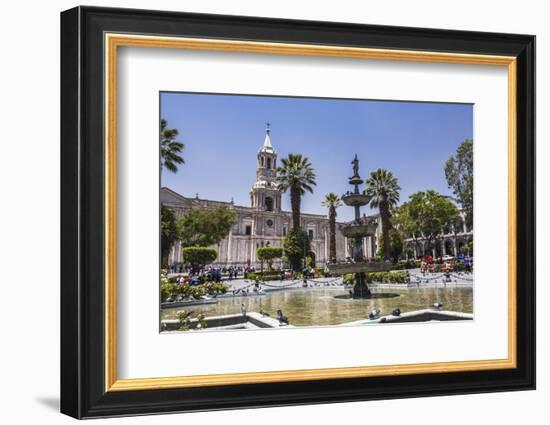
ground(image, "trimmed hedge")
xmin=343 ymin=271 xmax=409 ymax=284
xmin=247 ymin=271 xmax=282 ymax=281
xmin=367 ymin=271 xmax=408 ymax=283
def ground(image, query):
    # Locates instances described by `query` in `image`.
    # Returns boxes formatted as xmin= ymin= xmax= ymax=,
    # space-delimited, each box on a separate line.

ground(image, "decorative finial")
xmin=266 ymin=121 xmax=271 ymax=134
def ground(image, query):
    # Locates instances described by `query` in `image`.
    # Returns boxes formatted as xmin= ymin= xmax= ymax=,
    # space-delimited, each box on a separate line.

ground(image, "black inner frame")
xmin=61 ymin=6 xmax=535 ymax=419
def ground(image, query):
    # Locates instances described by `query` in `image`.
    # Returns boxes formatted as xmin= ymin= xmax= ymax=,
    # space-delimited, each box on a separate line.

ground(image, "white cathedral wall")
xmin=167 ymin=214 xmax=377 ymax=268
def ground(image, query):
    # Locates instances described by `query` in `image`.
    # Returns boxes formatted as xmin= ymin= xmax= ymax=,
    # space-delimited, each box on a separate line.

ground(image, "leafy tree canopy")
xmin=393 ymin=201 xmax=422 ymax=240
xmin=445 ymin=139 xmax=473 ymax=227
xmin=257 ymin=246 xmax=284 ymax=271
xmin=181 ymin=247 xmax=217 ymax=270
xmin=257 ymin=246 xmax=284 ymax=262
xmin=177 ymin=207 xmax=236 ymax=248
xmin=404 ymin=190 xmax=459 ymax=244
xmin=282 ymin=228 xmax=311 ymax=271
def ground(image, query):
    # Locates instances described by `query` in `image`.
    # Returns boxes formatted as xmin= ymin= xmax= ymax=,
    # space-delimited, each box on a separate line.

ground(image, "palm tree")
xmin=160 ymin=119 xmax=184 ymax=176
xmin=321 ymin=193 xmax=342 ymax=262
xmin=364 ymin=168 xmax=401 ymax=259
xmin=276 ymin=154 xmax=317 ymax=229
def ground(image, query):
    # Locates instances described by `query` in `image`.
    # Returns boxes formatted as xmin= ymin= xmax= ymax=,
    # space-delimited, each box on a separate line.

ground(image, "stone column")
xmin=344 ymin=237 xmax=349 ymax=257
xmin=168 ymin=245 xmax=174 ymax=265
xmin=227 ymin=229 xmax=233 ymax=263
xmin=250 ymin=218 xmax=255 ymax=264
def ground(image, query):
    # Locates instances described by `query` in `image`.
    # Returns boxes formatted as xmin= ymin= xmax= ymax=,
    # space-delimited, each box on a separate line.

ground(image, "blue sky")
xmin=161 ymin=92 xmax=473 ymax=222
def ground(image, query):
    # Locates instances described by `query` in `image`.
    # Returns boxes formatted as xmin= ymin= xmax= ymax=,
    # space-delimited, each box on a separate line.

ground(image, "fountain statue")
xmin=327 ymin=154 xmax=393 ymax=298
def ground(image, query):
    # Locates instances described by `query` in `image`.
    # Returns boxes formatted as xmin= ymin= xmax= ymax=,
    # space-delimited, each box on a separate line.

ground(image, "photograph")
xmin=159 ymin=92 xmax=474 ymax=332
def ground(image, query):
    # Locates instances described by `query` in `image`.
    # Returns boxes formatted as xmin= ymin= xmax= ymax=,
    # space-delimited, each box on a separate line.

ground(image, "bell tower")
xmin=250 ymin=123 xmax=281 ymax=212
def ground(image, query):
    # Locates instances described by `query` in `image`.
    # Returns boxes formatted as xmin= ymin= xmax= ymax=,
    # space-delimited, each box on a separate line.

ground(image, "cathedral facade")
xmin=161 ymin=126 xmax=375 ymax=269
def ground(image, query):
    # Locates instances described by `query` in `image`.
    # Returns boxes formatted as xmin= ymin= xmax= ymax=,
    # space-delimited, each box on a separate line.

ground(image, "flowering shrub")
xmin=366 ymin=271 xmax=408 ymax=283
xmin=176 ymin=310 xmax=207 ymax=331
xmin=160 ymin=280 xmax=228 ymax=302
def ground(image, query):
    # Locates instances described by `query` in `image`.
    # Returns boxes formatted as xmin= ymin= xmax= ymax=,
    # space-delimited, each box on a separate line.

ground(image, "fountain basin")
xmin=340 ymin=221 xmax=378 ymax=238
xmin=348 ymin=176 xmax=363 ymax=185
xmin=342 ymin=193 xmax=370 ymax=207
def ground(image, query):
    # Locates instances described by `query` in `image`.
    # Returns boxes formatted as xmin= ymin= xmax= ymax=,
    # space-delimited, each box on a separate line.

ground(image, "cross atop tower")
xmin=261 ymin=122 xmax=274 ymax=152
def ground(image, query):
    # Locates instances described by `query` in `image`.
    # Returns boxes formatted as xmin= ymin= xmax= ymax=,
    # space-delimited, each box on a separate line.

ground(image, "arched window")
xmin=265 ymin=197 xmax=273 ymax=211
xmin=266 ymin=157 xmax=271 ymax=169
xmin=260 ymin=156 xmax=264 ymax=167
xmin=308 ymin=229 xmax=314 ymax=239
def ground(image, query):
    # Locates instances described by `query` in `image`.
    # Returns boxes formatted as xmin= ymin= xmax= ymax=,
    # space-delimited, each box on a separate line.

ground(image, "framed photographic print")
xmin=60 ymin=6 xmax=535 ymax=419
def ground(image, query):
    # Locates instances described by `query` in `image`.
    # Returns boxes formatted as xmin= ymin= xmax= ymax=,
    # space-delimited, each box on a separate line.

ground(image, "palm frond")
xmin=160 ymin=119 xmax=185 ymax=174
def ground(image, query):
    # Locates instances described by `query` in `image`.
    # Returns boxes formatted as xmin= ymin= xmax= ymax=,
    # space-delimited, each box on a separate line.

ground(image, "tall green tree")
xmin=406 ymin=190 xmax=459 ymax=256
xmin=161 ymin=205 xmax=179 ymax=268
xmin=276 ymin=154 xmax=317 ymax=229
xmin=160 ymin=119 xmax=185 ymax=176
xmin=445 ymin=139 xmax=473 ymax=228
xmin=376 ymin=228 xmax=404 ymax=262
xmin=364 ymin=168 xmax=401 ymax=259
xmin=394 ymin=201 xmax=423 ymax=257
xmin=321 ymin=193 xmax=342 ymax=262
xmin=283 ymin=228 xmax=311 ymax=272
xmin=181 ymin=247 xmax=217 ymax=273
xmin=257 ymin=246 xmax=284 ymax=272
xmin=177 ymin=207 xmax=236 ymax=248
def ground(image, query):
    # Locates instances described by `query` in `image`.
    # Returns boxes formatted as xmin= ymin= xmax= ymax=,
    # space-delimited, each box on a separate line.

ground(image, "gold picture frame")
xmin=104 ymin=33 xmax=517 ymax=392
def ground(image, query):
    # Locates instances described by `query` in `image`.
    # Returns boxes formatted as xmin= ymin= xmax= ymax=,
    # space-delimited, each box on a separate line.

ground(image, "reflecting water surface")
xmin=161 ymin=287 xmax=473 ymax=327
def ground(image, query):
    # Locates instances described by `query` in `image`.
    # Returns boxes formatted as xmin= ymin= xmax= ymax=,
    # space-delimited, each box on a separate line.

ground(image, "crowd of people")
xmin=419 ymin=255 xmax=473 ymax=274
xmin=167 ymin=262 xmax=324 ymax=286
xmin=168 ymin=264 xmax=264 ymax=284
